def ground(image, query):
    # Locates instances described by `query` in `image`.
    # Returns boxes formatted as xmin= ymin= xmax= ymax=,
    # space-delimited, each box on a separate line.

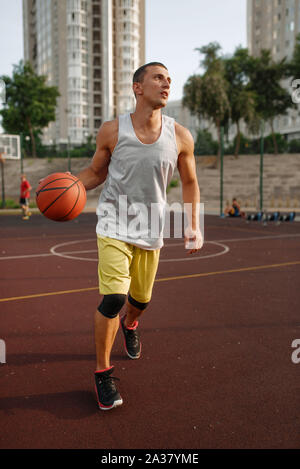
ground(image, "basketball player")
xmin=77 ymin=62 xmax=203 ymax=410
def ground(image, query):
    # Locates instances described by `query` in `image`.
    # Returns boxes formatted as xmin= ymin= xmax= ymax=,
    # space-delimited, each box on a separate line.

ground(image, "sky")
xmin=0 ymin=0 xmax=247 ymax=101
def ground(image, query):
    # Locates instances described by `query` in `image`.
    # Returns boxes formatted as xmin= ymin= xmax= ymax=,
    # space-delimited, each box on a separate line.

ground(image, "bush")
xmin=288 ymin=139 xmax=300 ymax=153
xmin=263 ymin=133 xmax=288 ymax=154
xmin=225 ymin=132 xmax=256 ymax=155
xmin=195 ymin=129 xmax=218 ymax=155
xmin=224 ymin=131 xmax=290 ymax=155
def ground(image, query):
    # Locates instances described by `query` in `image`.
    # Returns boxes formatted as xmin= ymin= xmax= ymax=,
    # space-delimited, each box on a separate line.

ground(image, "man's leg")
xmin=123 ymin=298 xmax=147 ymax=328
xmin=120 ymin=247 xmax=160 ymax=359
xmin=94 ymin=312 xmax=120 ymax=370
xmin=94 ymin=236 xmax=132 ymax=409
xmin=120 ymin=296 xmax=149 ymax=360
xmin=94 ymin=293 xmax=126 ymax=410
xmin=95 ymin=293 xmax=127 ymax=369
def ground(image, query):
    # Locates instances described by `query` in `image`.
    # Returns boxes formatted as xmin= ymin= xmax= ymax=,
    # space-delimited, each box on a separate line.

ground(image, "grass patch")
xmin=0 ymin=198 xmax=37 ymax=209
xmin=167 ymin=178 xmax=180 ymax=193
xmin=0 ymin=198 xmax=19 ymax=209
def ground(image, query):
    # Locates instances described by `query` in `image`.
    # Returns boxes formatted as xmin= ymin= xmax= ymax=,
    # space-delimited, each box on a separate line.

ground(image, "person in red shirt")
xmin=20 ymin=174 xmax=32 ymax=220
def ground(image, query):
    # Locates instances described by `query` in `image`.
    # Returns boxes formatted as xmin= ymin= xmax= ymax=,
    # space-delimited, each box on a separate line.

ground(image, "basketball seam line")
xmin=57 ymin=183 xmax=80 ymax=221
xmin=37 ymin=186 xmax=70 ymax=192
xmin=40 ymin=180 xmax=79 ymax=215
xmin=36 ymin=176 xmax=76 ymax=196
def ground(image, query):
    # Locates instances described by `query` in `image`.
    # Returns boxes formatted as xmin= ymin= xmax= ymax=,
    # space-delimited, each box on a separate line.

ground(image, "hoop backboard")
xmin=0 ymin=134 xmax=20 ymax=160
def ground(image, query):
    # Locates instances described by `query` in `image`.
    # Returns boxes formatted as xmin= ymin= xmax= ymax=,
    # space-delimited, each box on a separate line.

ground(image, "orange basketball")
xmin=36 ymin=172 xmax=86 ymax=221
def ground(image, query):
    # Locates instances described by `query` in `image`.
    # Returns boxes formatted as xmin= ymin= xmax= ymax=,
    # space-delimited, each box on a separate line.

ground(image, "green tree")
xmin=0 ymin=61 xmax=60 ymax=158
xmin=288 ymin=33 xmax=300 ymax=79
xmin=289 ymin=33 xmax=300 ymax=107
xmin=247 ymin=50 xmax=293 ymax=155
xmin=183 ymin=43 xmax=230 ymax=166
xmin=224 ymin=47 xmax=258 ymax=158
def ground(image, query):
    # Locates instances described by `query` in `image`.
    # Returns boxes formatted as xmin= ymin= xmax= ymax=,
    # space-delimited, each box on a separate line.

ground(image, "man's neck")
xmin=131 ymin=103 xmax=162 ymax=130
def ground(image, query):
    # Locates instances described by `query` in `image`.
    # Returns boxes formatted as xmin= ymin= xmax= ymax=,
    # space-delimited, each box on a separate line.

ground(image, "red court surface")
xmin=0 ymin=212 xmax=299 ymax=449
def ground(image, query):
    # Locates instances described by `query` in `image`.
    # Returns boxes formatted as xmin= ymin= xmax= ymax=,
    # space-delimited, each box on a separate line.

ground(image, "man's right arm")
xmin=77 ymin=120 xmax=117 ymax=190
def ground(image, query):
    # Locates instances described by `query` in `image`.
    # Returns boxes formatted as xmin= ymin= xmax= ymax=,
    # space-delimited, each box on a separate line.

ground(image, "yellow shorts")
xmin=97 ymin=235 xmax=160 ymax=303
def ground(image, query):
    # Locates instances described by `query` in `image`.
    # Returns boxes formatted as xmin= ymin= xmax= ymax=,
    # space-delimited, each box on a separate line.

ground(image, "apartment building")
xmin=247 ymin=0 xmax=300 ymax=139
xmin=23 ymin=0 xmax=145 ymax=145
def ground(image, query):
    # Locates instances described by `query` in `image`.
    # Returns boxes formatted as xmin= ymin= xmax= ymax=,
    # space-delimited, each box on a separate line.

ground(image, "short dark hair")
xmin=133 ymin=62 xmax=168 ymax=84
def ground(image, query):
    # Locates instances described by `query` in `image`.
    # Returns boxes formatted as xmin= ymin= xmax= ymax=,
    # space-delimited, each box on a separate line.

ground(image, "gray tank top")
xmin=96 ymin=112 xmax=178 ymax=249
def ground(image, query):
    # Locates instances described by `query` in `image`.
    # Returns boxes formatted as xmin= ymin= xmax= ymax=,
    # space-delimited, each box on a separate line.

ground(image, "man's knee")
xmin=98 ymin=294 xmax=127 ymax=319
xmin=128 ymin=294 xmax=149 ymax=311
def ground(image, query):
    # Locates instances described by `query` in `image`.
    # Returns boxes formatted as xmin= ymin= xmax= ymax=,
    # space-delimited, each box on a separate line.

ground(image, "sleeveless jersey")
xmin=96 ymin=113 xmax=178 ymax=249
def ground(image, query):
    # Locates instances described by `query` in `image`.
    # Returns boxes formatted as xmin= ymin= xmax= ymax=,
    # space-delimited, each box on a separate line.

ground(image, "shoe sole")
xmin=94 ymin=386 xmax=123 ymax=410
xmin=123 ymin=338 xmax=141 ymax=360
xmin=98 ymin=398 xmax=123 ymax=411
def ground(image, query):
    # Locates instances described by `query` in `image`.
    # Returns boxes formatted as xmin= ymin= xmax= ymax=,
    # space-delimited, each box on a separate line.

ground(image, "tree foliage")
xmin=0 ymin=61 xmax=60 ymax=157
xmin=247 ymin=49 xmax=293 ymax=154
xmin=183 ymin=41 xmax=297 ymax=157
xmin=183 ymin=43 xmax=230 ymax=165
xmin=289 ymin=33 xmax=300 ymax=80
xmin=223 ymin=48 xmax=258 ymax=157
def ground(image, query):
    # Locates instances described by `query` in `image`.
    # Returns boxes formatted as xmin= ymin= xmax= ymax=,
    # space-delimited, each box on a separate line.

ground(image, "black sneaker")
xmin=120 ymin=315 xmax=141 ymax=360
xmin=94 ymin=366 xmax=123 ymax=410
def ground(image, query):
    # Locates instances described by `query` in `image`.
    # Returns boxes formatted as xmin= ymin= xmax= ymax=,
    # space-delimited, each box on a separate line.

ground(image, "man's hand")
xmin=184 ymin=226 xmax=204 ymax=254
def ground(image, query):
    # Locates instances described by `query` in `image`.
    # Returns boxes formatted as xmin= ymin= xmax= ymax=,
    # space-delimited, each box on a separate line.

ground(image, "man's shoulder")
xmin=174 ymin=122 xmax=194 ymax=152
xmin=174 ymin=121 xmax=193 ymax=139
xmin=96 ymin=118 xmax=118 ymax=145
xmin=101 ymin=118 xmax=118 ymax=132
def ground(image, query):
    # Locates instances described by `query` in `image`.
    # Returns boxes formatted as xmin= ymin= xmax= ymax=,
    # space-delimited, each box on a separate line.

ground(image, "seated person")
xmin=225 ymin=198 xmax=245 ymax=218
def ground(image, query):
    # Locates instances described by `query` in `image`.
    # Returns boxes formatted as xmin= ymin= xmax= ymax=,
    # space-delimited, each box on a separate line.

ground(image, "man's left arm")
xmin=176 ymin=123 xmax=203 ymax=254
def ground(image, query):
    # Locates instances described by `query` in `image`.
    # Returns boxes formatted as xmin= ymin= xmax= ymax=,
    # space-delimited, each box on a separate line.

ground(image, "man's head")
xmin=133 ymin=62 xmax=168 ymax=84
xmin=132 ymin=62 xmax=171 ymax=108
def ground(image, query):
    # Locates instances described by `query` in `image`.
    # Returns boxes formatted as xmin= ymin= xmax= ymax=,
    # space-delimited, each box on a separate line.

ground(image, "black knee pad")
xmin=128 ymin=294 xmax=149 ymax=311
xmin=98 ymin=294 xmax=126 ymax=319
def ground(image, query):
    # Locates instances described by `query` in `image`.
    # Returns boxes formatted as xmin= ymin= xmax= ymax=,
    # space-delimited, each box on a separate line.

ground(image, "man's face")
xmin=134 ymin=65 xmax=171 ymax=109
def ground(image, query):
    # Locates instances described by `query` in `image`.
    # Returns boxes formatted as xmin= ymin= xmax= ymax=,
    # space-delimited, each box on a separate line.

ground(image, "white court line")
xmin=0 ymin=253 xmax=53 ymax=260
xmin=0 ymin=232 xmax=299 ymax=261
xmin=165 ymin=232 xmax=300 ymax=247
xmin=49 ymin=240 xmax=230 ymax=262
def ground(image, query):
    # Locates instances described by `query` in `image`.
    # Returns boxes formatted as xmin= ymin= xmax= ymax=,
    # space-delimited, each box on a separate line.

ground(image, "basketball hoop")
xmin=0 ymin=135 xmax=20 ymax=160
